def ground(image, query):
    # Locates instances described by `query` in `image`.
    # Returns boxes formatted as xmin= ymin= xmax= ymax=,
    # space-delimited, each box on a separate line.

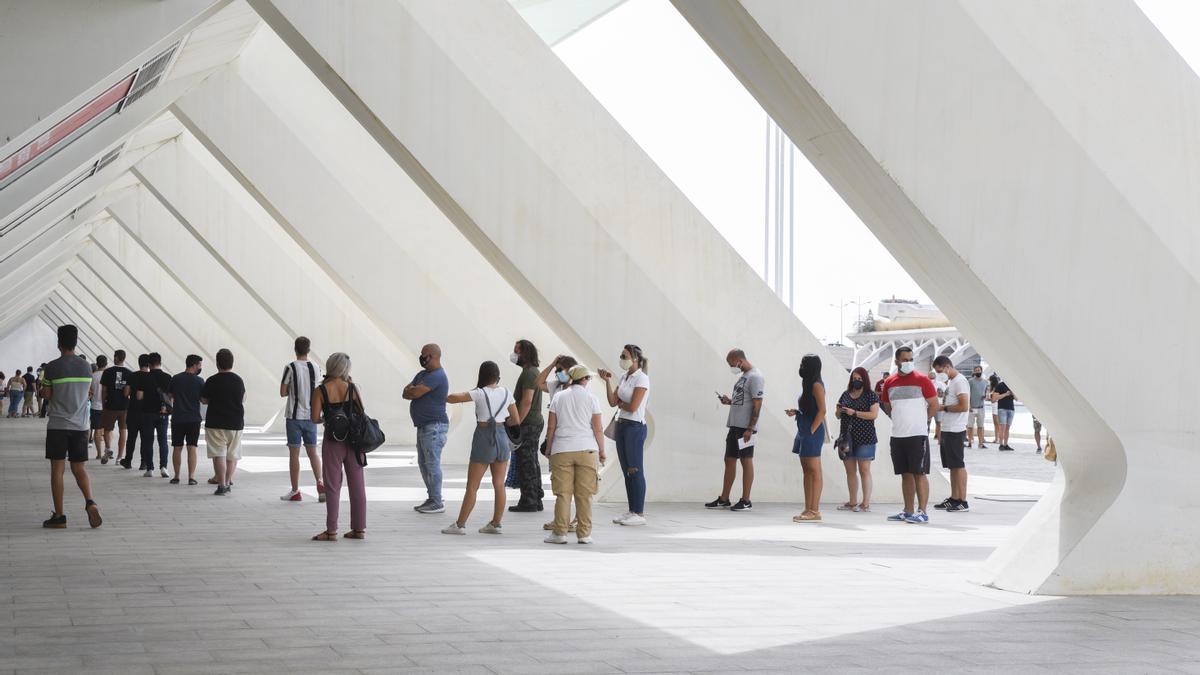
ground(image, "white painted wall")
xmin=0 ymin=317 xmax=57 ymax=378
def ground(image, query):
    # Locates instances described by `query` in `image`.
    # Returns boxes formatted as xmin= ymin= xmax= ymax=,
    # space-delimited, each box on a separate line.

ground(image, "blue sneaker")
xmin=887 ymin=511 xmax=911 ymax=522
xmin=905 ymin=510 xmax=929 ymax=524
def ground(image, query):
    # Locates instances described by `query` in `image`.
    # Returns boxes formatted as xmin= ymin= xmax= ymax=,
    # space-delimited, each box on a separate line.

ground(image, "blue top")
xmin=169 ymin=372 xmax=205 ymax=424
xmin=409 ymin=367 xmax=449 ymax=427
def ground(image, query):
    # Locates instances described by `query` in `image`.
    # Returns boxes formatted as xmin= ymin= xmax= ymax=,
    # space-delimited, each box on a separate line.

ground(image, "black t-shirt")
xmin=125 ymin=371 xmax=149 ymax=414
xmin=202 ymin=372 xmax=245 ymax=430
xmin=994 ymin=382 xmax=1015 ymax=411
xmin=138 ymin=370 xmax=172 ymax=415
xmin=23 ymin=372 xmax=35 ymax=392
xmin=100 ymin=366 xmax=133 ymax=410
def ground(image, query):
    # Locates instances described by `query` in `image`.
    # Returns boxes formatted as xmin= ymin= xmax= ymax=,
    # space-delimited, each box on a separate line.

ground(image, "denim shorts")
xmin=996 ymin=408 xmax=1015 ymax=426
xmin=286 ymin=418 xmax=318 ymax=446
xmin=848 ymin=443 xmax=876 ymax=460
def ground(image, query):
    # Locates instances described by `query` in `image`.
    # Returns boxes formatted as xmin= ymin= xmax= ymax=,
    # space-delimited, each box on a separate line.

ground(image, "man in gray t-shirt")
xmin=41 ymin=325 xmax=102 ymax=529
xmin=967 ymin=366 xmax=988 ymax=448
xmin=707 ymin=349 xmax=764 ymax=512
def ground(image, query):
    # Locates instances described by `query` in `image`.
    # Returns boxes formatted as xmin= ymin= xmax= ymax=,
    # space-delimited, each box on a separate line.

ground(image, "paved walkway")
xmin=1 ymin=418 xmax=1197 ymax=674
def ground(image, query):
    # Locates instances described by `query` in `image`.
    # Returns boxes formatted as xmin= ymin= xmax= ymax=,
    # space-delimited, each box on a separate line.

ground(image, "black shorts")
xmin=890 ymin=435 xmax=930 ymax=475
xmin=724 ymin=427 xmax=754 ymax=459
xmin=172 ymin=421 xmax=201 ymax=448
xmin=46 ymin=429 xmax=90 ymax=463
xmin=90 ymin=410 xmax=103 ymax=430
xmin=939 ymin=430 xmax=966 ymax=470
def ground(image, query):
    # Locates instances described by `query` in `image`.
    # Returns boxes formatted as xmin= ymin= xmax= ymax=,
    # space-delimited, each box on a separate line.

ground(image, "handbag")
xmin=346 ymin=383 xmax=385 ymax=464
xmin=603 ymin=412 xmax=618 ymax=441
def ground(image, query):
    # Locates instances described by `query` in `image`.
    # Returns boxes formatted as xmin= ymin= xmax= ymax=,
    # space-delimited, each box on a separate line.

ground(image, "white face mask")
xmin=898 ymin=361 xmax=915 ymax=375
xmin=509 ymin=353 xmax=520 ymax=365
xmin=935 ymin=371 xmax=948 ymax=383
xmin=619 ymin=357 xmax=633 ymax=370
xmin=730 ymin=365 xmax=742 ymax=375
xmin=555 ymin=370 xmax=569 ymax=384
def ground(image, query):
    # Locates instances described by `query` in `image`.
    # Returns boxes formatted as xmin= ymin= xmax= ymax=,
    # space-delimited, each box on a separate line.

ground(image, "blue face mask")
xmin=555 ymin=370 xmax=569 ymax=384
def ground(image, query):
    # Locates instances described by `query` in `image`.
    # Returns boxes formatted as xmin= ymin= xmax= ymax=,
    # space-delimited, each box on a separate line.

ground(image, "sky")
xmin=549 ymin=0 xmax=1199 ymax=345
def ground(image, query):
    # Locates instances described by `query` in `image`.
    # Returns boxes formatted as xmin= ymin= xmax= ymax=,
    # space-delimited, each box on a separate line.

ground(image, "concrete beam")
xmin=672 ymin=0 xmax=1198 ymax=593
xmin=244 ymin=0 xmax=891 ymax=501
xmin=98 ymin=203 xmax=284 ymax=424
xmin=130 ymin=136 xmax=416 ymax=437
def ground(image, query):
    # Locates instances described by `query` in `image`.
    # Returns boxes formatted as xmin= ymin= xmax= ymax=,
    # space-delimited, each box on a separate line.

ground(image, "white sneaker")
xmin=620 ymin=514 xmax=647 ymax=526
xmin=577 ymin=536 xmax=594 ymax=544
xmin=143 ymin=470 xmax=153 ymax=477
xmin=280 ymin=489 xmax=301 ymax=501
xmin=543 ymin=533 xmax=568 ymax=544
xmin=159 ymin=468 xmax=169 ymax=478
xmin=441 ymin=523 xmax=466 ymax=535
xmin=478 ymin=522 xmax=502 ymax=534
xmin=612 ymin=511 xmax=633 ymax=524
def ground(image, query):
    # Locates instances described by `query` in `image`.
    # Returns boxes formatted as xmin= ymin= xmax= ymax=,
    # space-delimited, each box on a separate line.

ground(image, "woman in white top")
xmin=544 ymin=364 xmax=606 ymax=545
xmin=598 ymin=344 xmax=650 ymax=526
xmin=442 ymin=361 xmax=521 ymax=535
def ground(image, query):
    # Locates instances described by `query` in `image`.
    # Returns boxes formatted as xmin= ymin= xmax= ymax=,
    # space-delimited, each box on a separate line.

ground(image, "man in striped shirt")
xmin=40 ymin=325 xmax=102 ymax=529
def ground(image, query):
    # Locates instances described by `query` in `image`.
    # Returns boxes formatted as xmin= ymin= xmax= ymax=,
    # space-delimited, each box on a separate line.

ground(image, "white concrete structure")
xmin=1 ymin=0 xmax=1191 ymax=595
xmin=674 ymin=0 xmax=1200 ymax=594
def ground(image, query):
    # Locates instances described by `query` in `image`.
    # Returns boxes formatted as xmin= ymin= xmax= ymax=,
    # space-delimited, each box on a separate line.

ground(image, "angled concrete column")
xmin=45 ymin=292 xmax=110 ymax=359
xmin=171 ymin=36 xmax=577 ymax=454
xmin=674 ymin=0 xmax=1199 ymax=593
xmin=51 ymin=282 xmax=126 ymax=359
xmin=75 ymin=241 xmax=214 ymax=366
xmin=130 ymin=135 xmax=415 ymax=438
xmin=96 ymin=202 xmax=284 ymax=425
xmin=245 ymin=0 xmax=890 ymax=501
xmin=62 ymin=263 xmax=183 ymax=365
xmin=57 ymin=271 xmax=161 ymax=361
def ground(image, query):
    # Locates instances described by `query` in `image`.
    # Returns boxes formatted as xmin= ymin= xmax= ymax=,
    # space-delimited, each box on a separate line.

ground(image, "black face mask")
xmin=973 ymin=373 xmax=982 ymax=378
xmin=850 ymin=380 xmax=864 ymax=391
xmin=419 ymin=355 xmax=429 ymax=368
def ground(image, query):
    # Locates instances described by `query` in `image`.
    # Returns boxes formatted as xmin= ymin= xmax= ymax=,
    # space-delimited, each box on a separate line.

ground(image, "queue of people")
xmin=22 ymin=322 xmax=1035 ymax=538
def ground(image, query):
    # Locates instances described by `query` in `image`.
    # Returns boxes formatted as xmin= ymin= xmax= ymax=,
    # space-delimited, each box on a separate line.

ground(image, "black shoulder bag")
xmin=346 ymin=383 xmax=385 ymax=465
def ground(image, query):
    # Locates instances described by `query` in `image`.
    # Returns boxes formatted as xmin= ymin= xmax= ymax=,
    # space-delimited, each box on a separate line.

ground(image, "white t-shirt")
xmin=616 ymin=369 xmax=650 ymax=423
xmin=548 ymin=384 xmax=602 ymax=453
xmin=941 ymin=373 xmax=970 ymax=433
xmin=90 ymin=372 xmax=104 ymax=411
xmin=468 ymin=386 xmax=515 ymax=423
xmin=282 ymin=360 xmax=321 ymax=420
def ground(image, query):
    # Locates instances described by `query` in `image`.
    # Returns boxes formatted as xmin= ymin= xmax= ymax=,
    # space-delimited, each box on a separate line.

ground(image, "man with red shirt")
xmin=880 ymin=346 xmax=939 ymax=524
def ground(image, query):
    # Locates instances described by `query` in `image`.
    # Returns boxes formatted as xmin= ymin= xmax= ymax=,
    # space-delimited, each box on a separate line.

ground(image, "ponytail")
xmin=624 ymin=344 xmax=648 ymax=373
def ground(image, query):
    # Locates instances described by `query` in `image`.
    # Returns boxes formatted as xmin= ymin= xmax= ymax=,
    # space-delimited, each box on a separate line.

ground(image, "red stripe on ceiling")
xmin=0 ymin=72 xmax=137 ymax=184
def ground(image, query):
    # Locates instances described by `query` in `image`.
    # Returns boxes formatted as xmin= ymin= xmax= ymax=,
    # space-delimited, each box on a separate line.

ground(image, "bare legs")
xmin=719 ymin=456 xmax=755 ymax=502
xmin=857 ymin=459 xmax=872 ymax=509
xmin=901 ymin=473 xmax=928 ymax=513
xmin=172 ymin=445 xmax=198 ymax=480
xmin=453 ymin=460 xmax=508 ymax=527
xmin=288 ymin=445 xmax=323 ymax=491
xmin=950 ymin=467 xmax=968 ymax=502
xmin=800 ymin=456 xmax=822 ymax=514
xmin=50 ymin=460 xmax=94 ymax=515
xmin=843 ymin=457 xmax=860 ymax=506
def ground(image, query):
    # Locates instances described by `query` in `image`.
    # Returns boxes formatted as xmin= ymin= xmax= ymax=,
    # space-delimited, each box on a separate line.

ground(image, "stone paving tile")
xmin=0 ymin=420 xmax=1195 ymax=674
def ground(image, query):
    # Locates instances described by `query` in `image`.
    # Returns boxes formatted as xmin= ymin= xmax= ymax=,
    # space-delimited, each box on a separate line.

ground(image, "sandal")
xmin=311 ymin=531 xmax=337 ymax=541
xmin=188 ymin=479 xmax=198 ymax=486
xmin=836 ymin=502 xmax=858 ymax=511
xmin=855 ymin=504 xmax=871 ymax=512
xmin=343 ymin=531 xmax=365 ymax=540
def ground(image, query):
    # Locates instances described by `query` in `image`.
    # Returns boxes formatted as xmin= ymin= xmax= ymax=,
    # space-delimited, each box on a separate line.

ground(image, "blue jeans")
xmin=615 ymin=420 xmax=647 ymax=514
xmin=416 ymin=422 xmax=448 ymax=506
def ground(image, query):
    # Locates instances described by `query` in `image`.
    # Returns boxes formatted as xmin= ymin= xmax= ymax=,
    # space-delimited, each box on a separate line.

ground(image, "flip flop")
xmin=311 ymin=531 xmax=337 ymax=541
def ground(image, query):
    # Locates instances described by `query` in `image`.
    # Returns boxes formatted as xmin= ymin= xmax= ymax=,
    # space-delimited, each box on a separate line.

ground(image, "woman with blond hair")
xmin=311 ymin=352 xmax=367 ymax=541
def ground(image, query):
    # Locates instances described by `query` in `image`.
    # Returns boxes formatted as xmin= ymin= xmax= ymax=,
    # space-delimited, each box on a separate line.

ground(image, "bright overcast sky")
xmin=550 ymin=0 xmax=1199 ymax=345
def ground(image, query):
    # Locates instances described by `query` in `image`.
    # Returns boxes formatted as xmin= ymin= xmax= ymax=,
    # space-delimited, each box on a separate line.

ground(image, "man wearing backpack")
xmin=280 ymin=337 xmax=325 ymax=502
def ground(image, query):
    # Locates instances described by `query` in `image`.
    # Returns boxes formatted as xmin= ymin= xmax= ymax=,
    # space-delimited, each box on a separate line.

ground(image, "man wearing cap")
xmin=40 ymin=325 xmax=102 ymax=529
